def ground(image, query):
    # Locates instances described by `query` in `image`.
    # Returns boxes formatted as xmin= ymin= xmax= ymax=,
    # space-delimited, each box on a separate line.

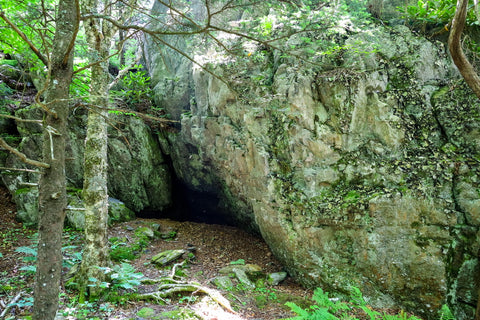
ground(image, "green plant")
xmin=59 ymin=299 xmax=97 ymax=319
xmin=107 ymin=263 xmax=145 ymax=290
xmin=111 ymin=65 xmax=152 ymax=107
xmin=87 ymin=263 xmax=144 ymax=297
xmin=230 ymin=258 xmax=246 ymax=265
xmin=15 ymin=246 xmax=38 ymax=274
xmin=285 ymin=287 xmax=423 ymax=320
xmin=109 ymin=237 xmax=136 ymax=261
xmin=8 ymin=296 xmax=34 ymax=309
xmin=438 ymin=304 xmax=455 ymax=320
xmin=178 ymin=295 xmax=197 ymax=304
xmin=0 ymin=82 xmax=13 ymax=97
xmin=258 ymin=15 xmax=274 ymax=37
xmin=398 ymin=0 xmax=478 ymax=27
xmin=255 ymin=287 xmax=278 ymax=302
xmin=109 ymin=228 xmax=150 ymax=261
xmin=15 ymin=240 xmax=82 ymax=274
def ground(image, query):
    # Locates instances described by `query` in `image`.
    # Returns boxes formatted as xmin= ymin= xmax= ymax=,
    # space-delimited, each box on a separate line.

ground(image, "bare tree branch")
xmin=0 ymin=167 xmax=43 ymax=173
xmin=0 ymin=113 xmax=43 ymax=124
xmin=73 ymin=30 xmax=138 ymax=75
xmin=449 ymin=0 xmax=480 ymax=99
xmin=0 ymin=137 xmax=49 ymax=168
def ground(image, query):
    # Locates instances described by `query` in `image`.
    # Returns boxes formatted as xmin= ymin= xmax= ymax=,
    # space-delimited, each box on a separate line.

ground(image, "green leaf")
xmin=19 ymin=265 xmax=36 ymax=273
xmin=15 ymin=246 xmax=37 ymax=256
xmin=285 ymin=301 xmax=310 ymax=317
xmin=230 ymin=259 xmax=246 ymax=265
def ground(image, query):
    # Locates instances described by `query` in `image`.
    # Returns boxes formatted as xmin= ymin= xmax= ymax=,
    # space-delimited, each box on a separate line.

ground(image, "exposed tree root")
xmin=137 ymin=277 xmax=236 ymax=314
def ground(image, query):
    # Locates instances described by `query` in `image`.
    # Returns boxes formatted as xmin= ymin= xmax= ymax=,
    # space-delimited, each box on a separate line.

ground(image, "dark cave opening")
xmin=137 ymin=175 xmax=235 ymax=226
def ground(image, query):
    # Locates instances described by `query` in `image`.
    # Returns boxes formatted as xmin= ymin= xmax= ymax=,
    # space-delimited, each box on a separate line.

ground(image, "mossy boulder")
xmin=145 ymin=9 xmax=479 ymax=319
xmin=152 ymin=249 xmax=186 ymax=266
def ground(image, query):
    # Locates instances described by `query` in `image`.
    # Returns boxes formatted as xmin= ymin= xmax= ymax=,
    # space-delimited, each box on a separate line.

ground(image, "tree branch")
xmin=0 ymin=11 xmax=49 ymax=66
xmin=0 ymin=113 xmax=43 ymax=124
xmin=0 ymin=137 xmax=50 ymax=169
xmin=0 ymin=167 xmax=42 ymax=173
xmin=449 ymin=0 xmax=480 ymax=99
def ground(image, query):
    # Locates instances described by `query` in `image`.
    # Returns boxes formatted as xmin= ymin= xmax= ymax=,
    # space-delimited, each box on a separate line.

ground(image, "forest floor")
xmin=0 ymin=186 xmax=313 ymax=320
xmin=0 ymin=186 xmax=424 ymax=320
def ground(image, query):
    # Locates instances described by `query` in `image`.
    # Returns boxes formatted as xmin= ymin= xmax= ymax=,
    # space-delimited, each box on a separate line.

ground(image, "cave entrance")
xmin=137 ymin=176 xmax=234 ymax=226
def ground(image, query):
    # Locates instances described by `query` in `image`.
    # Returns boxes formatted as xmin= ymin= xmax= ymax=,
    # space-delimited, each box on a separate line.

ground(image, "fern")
xmin=285 ymin=302 xmax=311 ymax=319
xmin=311 ymin=288 xmax=350 ymax=314
xmin=285 ymin=302 xmax=339 ymax=320
xmin=285 ymin=286 xmax=427 ymax=320
xmin=438 ymin=304 xmax=455 ymax=320
xmin=15 ymin=246 xmax=37 ymax=256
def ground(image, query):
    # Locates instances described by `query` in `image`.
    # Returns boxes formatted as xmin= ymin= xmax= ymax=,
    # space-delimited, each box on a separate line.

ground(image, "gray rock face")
xmin=144 ymin=4 xmax=480 ymax=318
xmin=0 ymin=108 xmax=171 ymax=226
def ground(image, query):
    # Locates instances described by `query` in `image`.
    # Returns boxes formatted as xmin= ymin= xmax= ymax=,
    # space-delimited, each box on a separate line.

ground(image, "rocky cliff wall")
xmin=145 ymin=4 xmax=480 ymax=318
xmin=0 ymin=107 xmax=172 ymax=227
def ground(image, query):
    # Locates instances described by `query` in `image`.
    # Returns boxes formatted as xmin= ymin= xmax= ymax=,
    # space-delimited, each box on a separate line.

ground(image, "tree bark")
xmin=449 ymin=0 xmax=480 ymax=99
xmin=33 ymin=0 xmax=78 ymax=319
xmin=76 ymin=0 xmax=115 ymax=298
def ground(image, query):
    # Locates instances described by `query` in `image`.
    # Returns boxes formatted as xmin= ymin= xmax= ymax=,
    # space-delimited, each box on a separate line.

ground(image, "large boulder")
xmin=144 ymin=2 xmax=480 ymax=318
xmin=0 ymin=106 xmax=172 ymax=224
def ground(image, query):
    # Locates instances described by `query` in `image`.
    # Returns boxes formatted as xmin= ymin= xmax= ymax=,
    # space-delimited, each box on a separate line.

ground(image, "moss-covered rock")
xmin=1 ymin=109 xmax=171 ymax=225
xmin=145 ymin=8 xmax=479 ymax=319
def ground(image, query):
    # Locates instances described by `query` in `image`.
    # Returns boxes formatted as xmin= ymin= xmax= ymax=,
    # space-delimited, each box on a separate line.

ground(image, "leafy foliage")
xmin=94 ymin=263 xmax=145 ymax=291
xmin=286 ymin=287 xmax=423 ymax=320
xmin=438 ymin=304 xmax=456 ymax=320
xmin=109 ymin=263 xmax=144 ymax=290
xmin=108 ymin=230 xmax=150 ymax=261
xmin=14 ymin=231 xmax=82 ymax=275
xmin=111 ymin=65 xmax=153 ymax=109
xmin=398 ymin=0 xmax=478 ymax=27
xmin=0 ymin=82 xmax=13 ymax=97
xmin=0 ymin=0 xmax=56 ymax=79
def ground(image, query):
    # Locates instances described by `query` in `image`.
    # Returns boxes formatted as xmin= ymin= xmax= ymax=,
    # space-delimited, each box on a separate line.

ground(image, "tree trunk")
xmin=78 ymin=71 xmax=110 ymax=298
xmin=449 ymin=0 xmax=480 ymax=99
xmin=33 ymin=0 xmax=78 ymax=319
xmin=76 ymin=0 xmax=115 ymax=298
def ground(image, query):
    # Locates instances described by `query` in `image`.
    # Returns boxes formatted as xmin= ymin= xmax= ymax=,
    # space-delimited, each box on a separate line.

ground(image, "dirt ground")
xmin=0 ymin=186 xmax=312 ymax=319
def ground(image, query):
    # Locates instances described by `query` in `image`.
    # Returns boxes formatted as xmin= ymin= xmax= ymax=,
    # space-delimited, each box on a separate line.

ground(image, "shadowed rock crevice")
xmin=137 ymin=174 xmax=235 ymax=226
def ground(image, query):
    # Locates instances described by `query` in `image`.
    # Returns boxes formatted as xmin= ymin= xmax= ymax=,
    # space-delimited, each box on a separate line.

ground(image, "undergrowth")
xmin=285 ymin=286 xmax=453 ymax=320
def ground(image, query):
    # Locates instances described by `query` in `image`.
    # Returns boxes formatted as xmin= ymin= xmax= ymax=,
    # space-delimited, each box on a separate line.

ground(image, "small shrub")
xmin=110 ymin=65 xmax=152 ymax=108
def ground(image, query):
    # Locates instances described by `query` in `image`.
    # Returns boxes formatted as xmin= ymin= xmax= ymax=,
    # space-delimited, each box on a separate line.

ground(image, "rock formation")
xmin=143 ymin=2 xmax=480 ymax=318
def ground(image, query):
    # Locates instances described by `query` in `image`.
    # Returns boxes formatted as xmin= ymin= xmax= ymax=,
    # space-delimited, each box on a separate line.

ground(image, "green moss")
xmin=254 ymin=295 xmax=268 ymax=308
xmin=66 ymin=187 xmax=82 ymax=197
xmin=15 ymin=187 xmax=32 ymax=195
xmin=109 ymin=230 xmax=150 ymax=261
xmin=159 ymin=308 xmax=199 ymax=319
xmin=136 ymin=307 xmax=155 ymax=318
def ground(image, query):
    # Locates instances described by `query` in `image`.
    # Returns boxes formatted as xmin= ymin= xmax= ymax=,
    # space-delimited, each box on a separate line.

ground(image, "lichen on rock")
xmin=143 ymin=4 xmax=480 ymax=318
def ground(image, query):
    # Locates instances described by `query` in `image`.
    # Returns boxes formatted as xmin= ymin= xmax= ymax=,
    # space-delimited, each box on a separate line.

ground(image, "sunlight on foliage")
xmin=399 ymin=0 xmax=479 ymax=27
xmin=286 ymin=286 xmax=424 ymax=320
